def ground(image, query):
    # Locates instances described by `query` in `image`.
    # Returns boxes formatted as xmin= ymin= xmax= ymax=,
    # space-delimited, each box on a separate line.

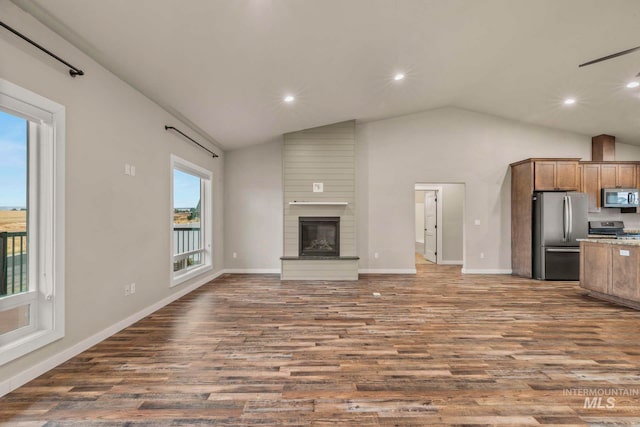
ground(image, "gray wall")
xmin=224 ymin=139 xmax=283 ymax=271
xmin=0 ymin=2 xmax=224 ymax=383
xmin=225 ymin=106 xmax=640 ymax=273
xmin=440 ymin=184 xmax=464 ymax=262
xmin=357 ymin=107 xmax=592 ymax=273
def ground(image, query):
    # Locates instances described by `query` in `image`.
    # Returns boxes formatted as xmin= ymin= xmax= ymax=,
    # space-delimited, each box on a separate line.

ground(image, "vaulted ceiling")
xmin=12 ymin=0 xmax=640 ymax=150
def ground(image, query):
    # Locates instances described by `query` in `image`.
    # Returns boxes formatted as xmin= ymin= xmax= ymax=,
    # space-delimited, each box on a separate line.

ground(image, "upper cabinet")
xmin=600 ymin=163 xmax=636 ymax=188
xmin=581 ymin=163 xmax=601 ymax=212
xmin=533 ymin=160 xmax=579 ymax=191
xmin=581 ymin=163 xmax=638 ymax=212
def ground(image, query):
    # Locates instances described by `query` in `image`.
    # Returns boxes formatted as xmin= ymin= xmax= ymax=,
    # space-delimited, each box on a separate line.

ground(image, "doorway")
xmin=415 ymin=183 xmax=464 ymax=268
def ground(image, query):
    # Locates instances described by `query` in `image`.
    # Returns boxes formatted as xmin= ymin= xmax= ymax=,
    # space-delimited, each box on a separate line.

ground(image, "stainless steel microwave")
xmin=602 ymin=188 xmax=639 ymax=208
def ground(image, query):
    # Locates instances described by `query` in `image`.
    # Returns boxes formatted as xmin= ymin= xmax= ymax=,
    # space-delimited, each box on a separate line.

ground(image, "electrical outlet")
xmin=124 ymin=284 xmax=130 ymax=296
xmin=374 ymin=252 xmax=379 ymax=259
xmin=474 ymin=219 xmax=481 ymax=226
xmin=480 ymin=252 xmax=485 ymax=259
xmin=130 ymin=165 xmax=136 ymax=176
xmin=124 ymin=163 xmax=130 ymax=175
xmin=233 ymin=252 xmax=238 ymax=259
xmin=130 ymin=283 xmax=136 ymax=294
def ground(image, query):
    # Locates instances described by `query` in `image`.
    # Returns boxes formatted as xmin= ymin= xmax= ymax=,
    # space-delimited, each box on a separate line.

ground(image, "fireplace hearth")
xmin=299 ymin=217 xmax=340 ymax=257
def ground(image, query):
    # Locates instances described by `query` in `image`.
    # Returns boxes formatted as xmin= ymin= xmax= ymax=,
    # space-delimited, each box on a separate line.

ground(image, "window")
xmin=0 ymin=78 xmax=65 ymax=366
xmin=171 ymin=155 xmax=212 ymax=286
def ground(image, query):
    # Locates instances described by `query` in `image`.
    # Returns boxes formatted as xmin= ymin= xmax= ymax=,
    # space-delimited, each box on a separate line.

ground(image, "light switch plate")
xmin=313 ymin=182 xmax=324 ymax=192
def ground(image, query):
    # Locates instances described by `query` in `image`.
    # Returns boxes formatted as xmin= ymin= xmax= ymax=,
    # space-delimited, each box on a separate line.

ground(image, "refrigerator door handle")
xmin=546 ymin=247 xmax=580 ymax=253
xmin=562 ymin=195 xmax=569 ymax=242
xmin=568 ymin=195 xmax=573 ymax=241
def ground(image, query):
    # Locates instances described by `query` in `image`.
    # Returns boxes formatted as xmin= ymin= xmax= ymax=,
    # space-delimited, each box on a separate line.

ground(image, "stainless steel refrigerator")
xmin=532 ymin=192 xmax=588 ymax=280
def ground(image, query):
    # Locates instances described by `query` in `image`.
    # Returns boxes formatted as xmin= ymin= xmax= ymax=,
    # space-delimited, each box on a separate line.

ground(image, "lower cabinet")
xmin=580 ymin=241 xmax=640 ymax=307
xmin=580 ymin=242 xmax=611 ymax=294
xmin=611 ymin=245 xmax=640 ymax=300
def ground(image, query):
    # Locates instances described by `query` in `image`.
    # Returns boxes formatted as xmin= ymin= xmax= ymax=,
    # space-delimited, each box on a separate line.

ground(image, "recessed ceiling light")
xmin=563 ymin=98 xmax=576 ymax=105
xmin=393 ymin=73 xmax=405 ymax=81
xmin=284 ymin=95 xmax=295 ymax=103
xmin=627 ymin=81 xmax=640 ymax=88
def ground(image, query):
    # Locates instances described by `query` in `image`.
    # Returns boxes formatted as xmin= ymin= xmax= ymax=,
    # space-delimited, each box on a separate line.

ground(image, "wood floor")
xmin=2 ymin=264 xmax=640 ymax=426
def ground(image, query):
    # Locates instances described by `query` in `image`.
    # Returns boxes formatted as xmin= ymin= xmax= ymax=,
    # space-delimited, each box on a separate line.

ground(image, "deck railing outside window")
xmin=0 ymin=231 xmax=28 ymax=297
xmin=173 ymin=226 xmax=202 ymax=272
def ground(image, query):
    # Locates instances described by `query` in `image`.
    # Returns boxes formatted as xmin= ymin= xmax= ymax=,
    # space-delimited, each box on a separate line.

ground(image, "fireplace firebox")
xmin=299 ymin=217 xmax=340 ymax=257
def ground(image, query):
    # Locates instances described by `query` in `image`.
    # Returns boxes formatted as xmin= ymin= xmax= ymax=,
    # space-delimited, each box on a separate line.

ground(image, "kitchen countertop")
xmin=578 ymin=238 xmax=640 ymax=246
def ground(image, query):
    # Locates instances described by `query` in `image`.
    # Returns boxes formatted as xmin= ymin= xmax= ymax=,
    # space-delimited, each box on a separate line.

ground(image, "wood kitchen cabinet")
xmin=580 ymin=240 xmax=640 ymax=310
xmin=533 ymin=160 xmax=579 ymax=191
xmin=510 ymin=158 xmax=580 ymax=277
xmin=580 ymin=241 xmax=611 ymax=294
xmin=580 ymin=163 xmax=601 ymax=212
xmin=611 ymin=245 xmax=640 ymax=301
xmin=579 ymin=162 xmax=639 ymax=211
xmin=600 ymin=163 xmax=636 ymax=188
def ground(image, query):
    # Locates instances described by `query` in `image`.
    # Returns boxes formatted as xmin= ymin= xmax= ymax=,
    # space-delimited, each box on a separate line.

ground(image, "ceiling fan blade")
xmin=579 ymin=45 xmax=640 ymax=67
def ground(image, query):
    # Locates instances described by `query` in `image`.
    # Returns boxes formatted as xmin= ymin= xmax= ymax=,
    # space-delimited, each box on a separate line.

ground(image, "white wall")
xmin=0 ymin=2 xmax=224 ymax=389
xmin=224 ymin=139 xmax=283 ymax=271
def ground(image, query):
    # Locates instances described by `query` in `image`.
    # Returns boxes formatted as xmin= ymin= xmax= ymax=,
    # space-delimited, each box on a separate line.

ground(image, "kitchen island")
xmin=579 ymin=238 xmax=640 ymax=309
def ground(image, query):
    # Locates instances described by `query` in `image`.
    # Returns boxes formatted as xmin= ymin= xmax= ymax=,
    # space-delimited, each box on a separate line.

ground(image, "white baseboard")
xmin=438 ymin=260 xmax=463 ymax=265
xmin=461 ymin=268 xmax=512 ymax=274
xmin=0 ymin=270 xmax=224 ymax=398
xmin=359 ymin=268 xmax=417 ymax=274
xmin=223 ymin=268 xmax=280 ymax=274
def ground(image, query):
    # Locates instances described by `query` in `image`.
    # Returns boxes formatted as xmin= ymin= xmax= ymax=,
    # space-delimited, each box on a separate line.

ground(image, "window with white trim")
xmin=0 ymin=78 xmax=65 ymax=366
xmin=171 ymin=155 xmax=212 ymax=286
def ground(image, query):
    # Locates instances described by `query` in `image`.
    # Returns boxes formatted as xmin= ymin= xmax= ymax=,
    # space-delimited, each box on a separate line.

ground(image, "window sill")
xmin=0 ymin=328 xmax=64 ymax=367
xmin=171 ymin=264 xmax=213 ymax=287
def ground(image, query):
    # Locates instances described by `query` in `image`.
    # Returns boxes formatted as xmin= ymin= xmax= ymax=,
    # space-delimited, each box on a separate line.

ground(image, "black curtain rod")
xmin=165 ymin=126 xmax=219 ymax=158
xmin=0 ymin=20 xmax=84 ymax=77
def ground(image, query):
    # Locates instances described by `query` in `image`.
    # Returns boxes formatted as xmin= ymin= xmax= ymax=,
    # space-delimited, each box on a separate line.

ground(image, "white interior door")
xmin=424 ymin=191 xmax=437 ymax=263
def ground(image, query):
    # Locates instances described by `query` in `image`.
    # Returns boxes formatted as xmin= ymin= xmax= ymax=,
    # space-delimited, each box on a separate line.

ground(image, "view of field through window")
xmin=0 ymin=110 xmax=28 ymax=297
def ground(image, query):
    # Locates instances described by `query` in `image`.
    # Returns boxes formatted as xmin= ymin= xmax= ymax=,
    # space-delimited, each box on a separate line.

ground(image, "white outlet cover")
xmin=372 ymin=292 xmax=381 ymax=297
xmin=130 ymin=165 xmax=136 ymax=176
xmin=124 ymin=163 xmax=130 ymax=175
xmin=313 ymin=182 xmax=324 ymax=192
xmin=474 ymin=219 xmax=481 ymax=225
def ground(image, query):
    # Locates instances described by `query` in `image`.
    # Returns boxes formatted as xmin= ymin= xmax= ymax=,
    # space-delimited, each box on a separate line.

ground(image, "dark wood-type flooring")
xmin=2 ymin=264 xmax=640 ymax=426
